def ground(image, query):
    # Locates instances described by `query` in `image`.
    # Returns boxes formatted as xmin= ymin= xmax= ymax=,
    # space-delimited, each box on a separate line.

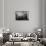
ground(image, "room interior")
xmin=0 ymin=0 xmax=46 ymax=46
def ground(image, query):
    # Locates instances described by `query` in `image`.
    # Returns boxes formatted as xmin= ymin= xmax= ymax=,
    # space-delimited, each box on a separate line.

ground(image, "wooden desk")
xmin=9 ymin=37 xmax=37 ymax=45
xmin=6 ymin=41 xmax=40 ymax=46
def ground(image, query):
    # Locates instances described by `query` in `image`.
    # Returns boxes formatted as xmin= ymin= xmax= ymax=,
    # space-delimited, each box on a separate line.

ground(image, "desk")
xmin=9 ymin=37 xmax=36 ymax=45
xmin=6 ymin=41 xmax=40 ymax=46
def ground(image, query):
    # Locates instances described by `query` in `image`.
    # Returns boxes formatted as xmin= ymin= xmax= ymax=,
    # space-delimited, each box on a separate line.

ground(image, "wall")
xmin=0 ymin=0 xmax=3 ymax=33
xmin=42 ymin=0 xmax=46 ymax=37
xmin=4 ymin=0 xmax=42 ymax=32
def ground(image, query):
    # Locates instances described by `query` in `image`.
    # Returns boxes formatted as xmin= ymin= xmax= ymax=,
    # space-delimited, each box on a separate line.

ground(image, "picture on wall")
xmin=15 ymin=11 xmax=29 ymax=20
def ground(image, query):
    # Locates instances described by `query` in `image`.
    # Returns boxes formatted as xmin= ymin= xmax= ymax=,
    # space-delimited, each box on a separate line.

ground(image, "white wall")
xmin=0 ymin=0 xmax=3 ymax=28
xmin=4 ymin=0 xmax=42 ymax=32
xmin=0 ymin=0 xmax=3 ymax=33
xmin=42 ymin=0 xmax=46 ymax=37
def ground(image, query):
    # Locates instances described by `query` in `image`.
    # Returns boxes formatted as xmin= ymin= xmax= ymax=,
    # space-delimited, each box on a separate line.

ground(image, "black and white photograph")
xmin=16 ymin=11 xmax=29 ymax=20
xmin=0 ymin=0 xmax=46 ymax=46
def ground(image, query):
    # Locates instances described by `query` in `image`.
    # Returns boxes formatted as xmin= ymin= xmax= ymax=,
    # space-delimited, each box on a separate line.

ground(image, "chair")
xmin=0 ymin=33 xmax=3 ymax=46
xmin=0 ymin=37 xmax=3 ymax=46
xmin=3 ymin=33 xmax=10 ymax=44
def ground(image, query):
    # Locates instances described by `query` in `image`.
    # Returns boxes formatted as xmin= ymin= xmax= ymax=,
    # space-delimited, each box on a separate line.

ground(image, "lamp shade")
xmin=37 ymin=29 xmax=41 ymax=31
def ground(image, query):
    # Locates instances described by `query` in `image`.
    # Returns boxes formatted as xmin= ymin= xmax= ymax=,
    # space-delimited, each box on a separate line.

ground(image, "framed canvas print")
xmin=15 ymin=11 xmax=29 ymax=20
